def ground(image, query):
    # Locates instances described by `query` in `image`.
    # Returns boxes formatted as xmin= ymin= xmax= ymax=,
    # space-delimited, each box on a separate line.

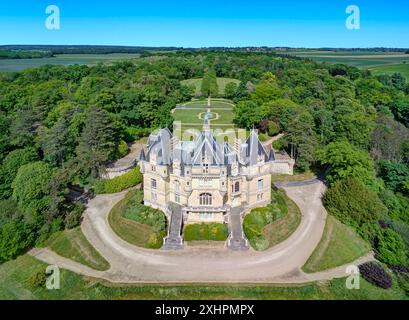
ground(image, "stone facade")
xmin=139 ymin=125 xmax=294 ymax=224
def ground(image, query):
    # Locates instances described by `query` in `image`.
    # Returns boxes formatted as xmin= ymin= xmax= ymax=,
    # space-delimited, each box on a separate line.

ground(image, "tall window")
xmin=234 ymin=181 xmax=240 ymax=193
xmin=151 ymin=192 xmax=157 ymax=203
xmin=257 ymin=179 xmax=263 ymax=191
xmin=174 ymin=180 xmax=180 ymax=203
xmin=199 ymin=193 xmax=212 ymax=206
xmin=151 ymin=178 xmax=157 ymax=189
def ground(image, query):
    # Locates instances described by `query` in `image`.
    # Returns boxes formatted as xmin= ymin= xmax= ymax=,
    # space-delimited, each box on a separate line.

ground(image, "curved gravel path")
xmin=30 ymin=180 xmax=374 ymax=283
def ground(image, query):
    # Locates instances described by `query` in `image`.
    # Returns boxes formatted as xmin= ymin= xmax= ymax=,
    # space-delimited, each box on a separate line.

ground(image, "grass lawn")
xmin=173 ymin=99 xmax=235 ymax=131
xmin=369 ymin=63 xmax=409 ymax=80
xmin=181 ymin=78 xmax=240 ymax=96
xmin=302 ymin=215 xmax=371 ymax=273
xmin=272 ymin=171 xmax=317 ymax=183
xmin=184 ymin=223 xmax=228 ymax=241
xmin=243 ymin=189 xmax=301 ymax=251
xmin=0 ymin=254 xmax=407 ymax=300
xmin=108 ymin=190 xmax=167 ymax=249
xmin=43 ymin=227 xmax=109 ymax=271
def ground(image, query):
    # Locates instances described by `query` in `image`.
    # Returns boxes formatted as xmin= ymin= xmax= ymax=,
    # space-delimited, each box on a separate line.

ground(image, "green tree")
xmin=0 ymin=147 xmax=39 ymax=199
xmin=233 ymin=100 xmax=262 ymax=129
xmin=378 ymin=160 xmax=409 ymax=193
xmin=317 ymin=141 xmax=377 ymax=186
xmin=224 ymin=82 xmax=238 ymax=99
xmin=0 ymin=219 xmax=34 ymax=262
xmin=76 ymin=106 xmax=120 ymax=177
xmin=283 ymin=111 xmax=317 ymax=171
xmin=12 ymin=161 xmax=53 ymax=221
xmin=324 ymin=177 xmax=388 ymax=227
xmin=201 ymin=68 xmax=218 ymax=97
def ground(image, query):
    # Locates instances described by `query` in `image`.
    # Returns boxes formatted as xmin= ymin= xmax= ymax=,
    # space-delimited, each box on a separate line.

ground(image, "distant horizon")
xmin=1 ymin=44 xmax=409 ymax=50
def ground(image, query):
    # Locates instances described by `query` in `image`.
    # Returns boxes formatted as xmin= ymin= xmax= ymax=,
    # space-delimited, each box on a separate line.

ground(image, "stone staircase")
xmin=163 ymin=203 xmax=184 ymax=250
xmin=226 ymin=206 xmax=249 ymax=251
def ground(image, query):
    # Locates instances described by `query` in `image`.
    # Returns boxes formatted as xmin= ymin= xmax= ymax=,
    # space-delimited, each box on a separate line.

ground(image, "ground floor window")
xmin=257 ymin=193 xmax=263 ymax=201
xmin=175 ymin=193 xmax=180 ymax=203
xmin=151 ymin=192 xmax=157 ymax=203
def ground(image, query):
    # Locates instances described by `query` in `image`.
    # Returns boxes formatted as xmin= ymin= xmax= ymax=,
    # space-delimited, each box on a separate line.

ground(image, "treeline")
xmin=0 ymin=50 xmax=54 ymax=60
xmin=0 ymin=45 xmax=182 ymax=56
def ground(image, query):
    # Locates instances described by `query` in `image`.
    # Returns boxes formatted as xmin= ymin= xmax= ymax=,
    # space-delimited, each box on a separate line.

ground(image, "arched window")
xmin=199 ymin=193 xmax=212 ymax=206
xmin=234 ymin=181 xmax=240 ymax=193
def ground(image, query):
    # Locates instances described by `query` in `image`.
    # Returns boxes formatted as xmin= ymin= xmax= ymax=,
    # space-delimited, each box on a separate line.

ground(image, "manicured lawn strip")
xmin=108 ymin=190 xmax=167 ymax=249
xmin=210 ymin=109 xmax=235 ymax=125
xmin=43 ymin=227 xmax=109 ymax=271
xmin=302 ymin=215 xmax=371 ymax=273
xmin=184 ymin=223 xmax=228 ymax=241
xmin=0 ymin=254 xmax=407 ymax=299
xmin=243 ymin=189 xmax=301 ymax=251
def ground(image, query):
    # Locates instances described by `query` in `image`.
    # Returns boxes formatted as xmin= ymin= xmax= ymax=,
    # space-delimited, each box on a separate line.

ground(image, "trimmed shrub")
xmin=358 ymin=262 xmax=392 ymax=289
xmin=93 ymin=167 xmax=142 ymax=194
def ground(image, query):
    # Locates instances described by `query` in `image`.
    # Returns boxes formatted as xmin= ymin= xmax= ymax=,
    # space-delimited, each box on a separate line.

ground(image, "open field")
xmin=1 ymin=254 xmax=407 ymax=299
xmin=283 ymin=50 xmax=409 ymax=71
xmin=181 ymin=77 xmax=240 ymax=95
xmin=369 ymin=63 xmax=409 ymax=80
xmin=43 ymin=227 xmax=110 ymax=271
xmin=0 ymin=53 xmax=141 ymax=72
xmin=302 ymin=215 xmax=371 ymax=273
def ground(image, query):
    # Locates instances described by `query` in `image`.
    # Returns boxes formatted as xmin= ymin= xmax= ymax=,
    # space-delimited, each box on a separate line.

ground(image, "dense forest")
xmin=0 ymin=51 xmax=408 ymax=287
xmin=0 ymin=50 xmax=54 ymax=60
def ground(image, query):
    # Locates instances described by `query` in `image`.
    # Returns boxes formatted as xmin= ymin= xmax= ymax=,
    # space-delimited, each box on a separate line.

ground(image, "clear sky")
xmin=0 ymin=0 xmax=408 ymax=48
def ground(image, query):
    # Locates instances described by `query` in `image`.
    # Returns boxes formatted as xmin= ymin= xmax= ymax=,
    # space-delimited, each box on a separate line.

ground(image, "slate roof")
xmin=141 ymin=127 xmax=272 ymax=168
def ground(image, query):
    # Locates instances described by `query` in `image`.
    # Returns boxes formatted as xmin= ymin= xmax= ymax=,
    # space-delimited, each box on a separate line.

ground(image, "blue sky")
xmin=0 ymin=0 xmax=408 ymax=47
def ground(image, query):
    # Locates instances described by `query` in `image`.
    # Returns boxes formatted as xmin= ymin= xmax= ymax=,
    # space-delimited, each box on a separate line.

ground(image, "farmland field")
xmin=283 ymin=50 xmax=409 ymax=75
xmin=369 ymin=63 xmax=409 ymax=80
xmin=0 ymin=53 xmax=141 ymax=72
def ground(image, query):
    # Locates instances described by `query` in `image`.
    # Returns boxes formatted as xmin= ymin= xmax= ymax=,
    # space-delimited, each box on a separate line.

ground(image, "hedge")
xmin=93 ymin=167 xmax=142 ymax=194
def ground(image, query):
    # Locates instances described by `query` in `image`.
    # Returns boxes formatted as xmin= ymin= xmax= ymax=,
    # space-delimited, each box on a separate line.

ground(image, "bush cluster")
xmin=358 ymin=262 xmax=392 ymax=289
xmin=121 ymin=190 xmax=167 ymax=233
xmin=243 ymin=190 xmax=287 ymax=251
